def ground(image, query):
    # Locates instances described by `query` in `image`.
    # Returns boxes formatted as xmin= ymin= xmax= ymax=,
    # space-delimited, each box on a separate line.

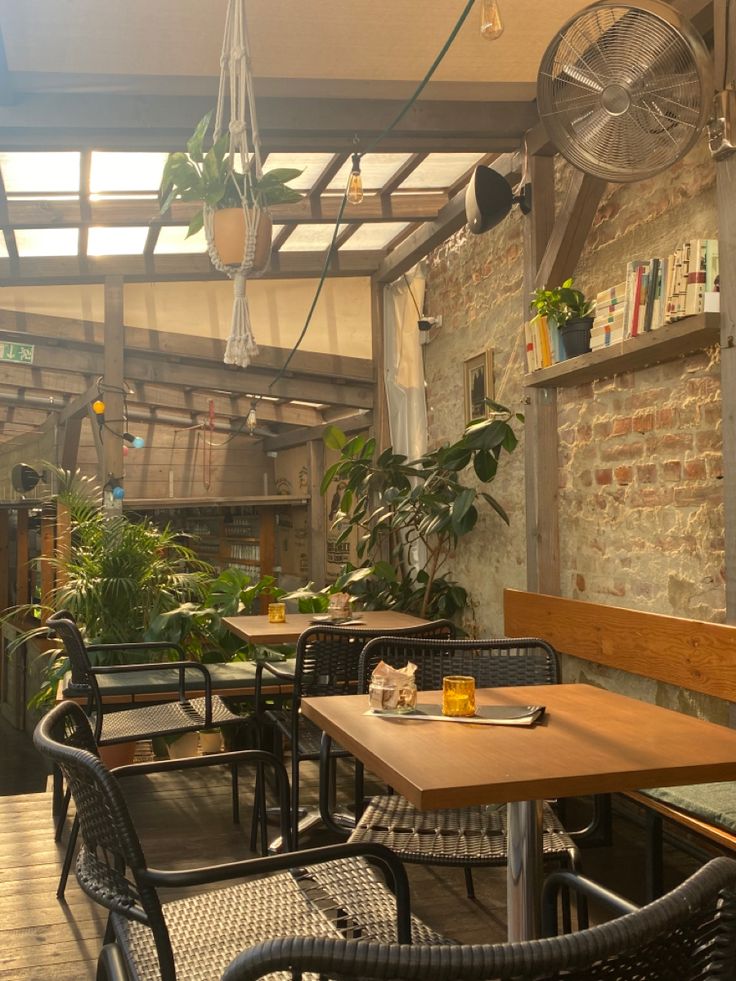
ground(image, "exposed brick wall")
xmin=424 ymin=138 xmax=723 ymax=657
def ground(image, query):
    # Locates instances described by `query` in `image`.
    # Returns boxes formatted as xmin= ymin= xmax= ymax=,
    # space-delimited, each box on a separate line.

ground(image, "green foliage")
xmin=529 ymin=277 xmax=594 ymax=328
xmin=320 ymin=402 xmax=522 ymax=619
xmin=158 ymin=110 xmax=303 ymax=237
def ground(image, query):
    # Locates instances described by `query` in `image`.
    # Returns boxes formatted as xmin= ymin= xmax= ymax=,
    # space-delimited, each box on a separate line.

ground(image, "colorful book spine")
xmin=685 ymin=239 xmax=707 ymax=316
xmin=643 ymin=258 xmax=659 ymax=331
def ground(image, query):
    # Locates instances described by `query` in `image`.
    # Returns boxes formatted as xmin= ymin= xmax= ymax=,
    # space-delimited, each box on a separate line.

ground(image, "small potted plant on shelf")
xmin=530 ymin=277 xmax=595 ymax=359
xmin=158 ymin=110 xmax=303 ymax=268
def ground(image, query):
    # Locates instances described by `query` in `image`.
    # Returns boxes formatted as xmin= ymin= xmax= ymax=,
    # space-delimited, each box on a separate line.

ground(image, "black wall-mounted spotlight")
xmin=465 ymin=165 xmax=532 ymax=235
xmin=11 ymin=463 xmax=46 ymax=494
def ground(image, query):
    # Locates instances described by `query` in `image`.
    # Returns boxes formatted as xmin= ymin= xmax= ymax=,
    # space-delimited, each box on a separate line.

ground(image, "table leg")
xmin=506 ymin=799 xmax=543 ymax=941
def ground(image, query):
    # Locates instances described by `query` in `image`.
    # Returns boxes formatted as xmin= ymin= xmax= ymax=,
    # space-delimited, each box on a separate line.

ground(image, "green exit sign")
xmin=0 ymin=342 xmax=34 ymax=364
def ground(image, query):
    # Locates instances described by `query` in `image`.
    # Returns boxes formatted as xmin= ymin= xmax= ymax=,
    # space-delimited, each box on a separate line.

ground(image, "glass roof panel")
xmin=327 ymin=153 xmax=412 ymax=192
xmin=278 ymin=223 xmax=347 ymax=252
xmin=0 ymin=152 xmax=81 ymax=194
xmin=340 ymin=222 xmax=409 ymax=251
xmin=88 ymin=226 xmax=149 ymax=256
xmin=15 ymin=228 xmax=79 ymax=257
xmin=154 ymin=226 xmax=207 ymax=254
xmin=90 ymin=152 xmax=169 ymax=194
xmin=0 ymin=236 xmax=8 ymax=259
xmin=399 ymin=153 xmax=485 ymax=189
xmin=261 ymin=153 xmax=334 ymax=192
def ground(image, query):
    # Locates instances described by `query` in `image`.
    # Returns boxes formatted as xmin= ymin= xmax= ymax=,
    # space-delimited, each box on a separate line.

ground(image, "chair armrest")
xmin=140 ymin=840 xmax=412 ymax=944
xmin=90 ymin=660 xmax=213 ymax=718
xmin=87 ymin=641 xmax=186 ymax=660
xmin=253 ymin=660 xmax=294 ymax=727
xmin=542 ymin=869 xmax=639 ymax=936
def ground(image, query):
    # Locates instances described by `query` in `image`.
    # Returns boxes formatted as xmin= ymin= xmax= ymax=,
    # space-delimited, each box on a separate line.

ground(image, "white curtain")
xmin=384 ymin=262 xmax=428 ymax=460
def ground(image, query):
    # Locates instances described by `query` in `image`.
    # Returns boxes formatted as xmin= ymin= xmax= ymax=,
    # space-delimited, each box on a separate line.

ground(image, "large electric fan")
xmin=537 ymin=0 xmax=712 ymax=182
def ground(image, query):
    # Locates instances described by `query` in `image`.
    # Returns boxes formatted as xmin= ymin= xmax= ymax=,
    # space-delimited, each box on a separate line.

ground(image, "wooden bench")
xmin=504 ymin=588 xmax=736 ymax=893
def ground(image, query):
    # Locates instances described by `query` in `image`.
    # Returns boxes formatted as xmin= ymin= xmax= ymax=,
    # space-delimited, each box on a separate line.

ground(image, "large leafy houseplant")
xmin=320 ymin=401 xmax=523 ymax=620
xmin=158 ymin=110 xmax=303 ymax=240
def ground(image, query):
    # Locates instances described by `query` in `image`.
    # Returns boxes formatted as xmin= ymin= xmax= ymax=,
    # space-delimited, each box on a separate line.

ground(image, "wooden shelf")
xmin=524 ymin=313 xmax=720 ymax=389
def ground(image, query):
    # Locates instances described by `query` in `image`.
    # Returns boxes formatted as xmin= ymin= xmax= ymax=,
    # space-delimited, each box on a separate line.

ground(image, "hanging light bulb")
xmin=480 ymin=0 xmax=504 ymax=39
xmin=347 ymin=152 xmax=364 ymax=205
xmin=92 ymin=399 xmax=105 ymax=415
xmin=246 ymin=402 xmax=258 ymax=435
xmin=132 ymin=436 xmax=145 ymax=449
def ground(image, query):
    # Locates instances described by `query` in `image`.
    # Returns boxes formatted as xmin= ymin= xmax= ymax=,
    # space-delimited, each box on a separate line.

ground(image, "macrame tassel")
xmin=224 ymin=273 xmax=259 ymax=367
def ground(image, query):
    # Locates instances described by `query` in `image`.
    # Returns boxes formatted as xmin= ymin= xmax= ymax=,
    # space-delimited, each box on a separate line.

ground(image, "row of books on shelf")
xmin=525 ymin=239 xmax=720 ymax=370
xmin=591 ymin=239 xmax=719 ymax=352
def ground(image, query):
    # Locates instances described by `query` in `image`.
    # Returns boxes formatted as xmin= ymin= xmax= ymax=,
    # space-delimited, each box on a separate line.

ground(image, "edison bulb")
xmin=347 ymin=152 xmax=364 ymax=205
xmin=246 ymin=405 xmax=257 ymax=435
xmin=480 ymin=0 xmax=504 ymax=39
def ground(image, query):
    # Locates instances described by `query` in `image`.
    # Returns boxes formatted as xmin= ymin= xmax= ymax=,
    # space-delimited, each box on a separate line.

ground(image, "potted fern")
xmin=159 ymin=110 xmax=303 ymax=268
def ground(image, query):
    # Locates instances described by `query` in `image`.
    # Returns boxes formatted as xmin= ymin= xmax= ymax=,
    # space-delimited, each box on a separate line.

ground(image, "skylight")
xmin=261 ymin=153 xmax=334 ymax=192
xmin=15 ymin=228 xmax=79 ymax=257
xmin=0 ymin=152 xmax=81 ymax=195
xmin=327 ymin=153 xmax=412 ymax=192
xmin=278 ymin=224 xmax=347 ymax=251
xmin=154 ymin=226 xmax=207 ymax=254
xmin=400 ymin=153 xmax=485 ymax=189
xmin=87 ymin=226 xmax=149 ymax=256
xmin=89 ymin=152 xmax=169 ymax=195
xmin=340 ymin=222 xmax=409 ymax=250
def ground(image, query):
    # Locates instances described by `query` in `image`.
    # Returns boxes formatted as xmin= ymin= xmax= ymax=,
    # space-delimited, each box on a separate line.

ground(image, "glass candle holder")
xmin=442 ymin=676 xmax=476 ymax=717
xmin=267 ymin=602 xmax=286 ymax=624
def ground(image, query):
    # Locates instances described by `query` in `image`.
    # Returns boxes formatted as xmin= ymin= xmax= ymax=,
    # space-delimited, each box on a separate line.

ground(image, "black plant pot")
xmin=560 ymin=316 xmax=593 ymax=359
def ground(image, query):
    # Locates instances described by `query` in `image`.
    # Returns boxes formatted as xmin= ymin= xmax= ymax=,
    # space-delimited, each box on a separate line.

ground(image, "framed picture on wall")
xmin=463 ymin=348 xmax=495 ymax=423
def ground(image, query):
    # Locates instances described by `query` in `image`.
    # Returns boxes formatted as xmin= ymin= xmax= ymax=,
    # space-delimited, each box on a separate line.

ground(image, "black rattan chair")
xmin=254 ymin=619 xmax=456 ymax=849
xmin=221 ymin=856 xmax=736 ymax=981
xmin=47 ymin=610 xmax=244 ymax=898
xmin=328 ymin=636 xmax=580 ymax=900
xmin=35 ymin=700 xmax=450 ymax=981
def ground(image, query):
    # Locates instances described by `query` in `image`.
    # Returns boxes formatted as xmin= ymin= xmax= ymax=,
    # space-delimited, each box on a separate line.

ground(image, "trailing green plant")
xmin=319 ymin=401 xmax=523 ymax=620
xmin=159 ymin=110 xmax=303 ymax=237
xmin=530 ymin=277 xmax=594 ymax=328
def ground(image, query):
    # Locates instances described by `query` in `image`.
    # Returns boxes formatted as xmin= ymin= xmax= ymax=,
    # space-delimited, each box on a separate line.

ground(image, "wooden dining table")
xmin=301 ymin=682 xmax=736 ymax=942
xmin=222 ymin=609 xmax=430 ymax=646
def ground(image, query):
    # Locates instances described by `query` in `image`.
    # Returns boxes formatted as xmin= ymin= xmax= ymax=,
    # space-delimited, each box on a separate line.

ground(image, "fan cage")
xmin=537 ymin=0 xmax=712 ymax=182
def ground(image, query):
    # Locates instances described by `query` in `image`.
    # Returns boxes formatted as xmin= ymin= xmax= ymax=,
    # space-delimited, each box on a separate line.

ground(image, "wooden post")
xmin=370 ymin=276 xmax=390 ymax=451
xmin=40 ymin=503 xmax=55 ymax=611
xmin=15 ymin=508 xmax=29 ymax=606
xmin=308 ymin=438 xmax=327 ymax=587
xmin=56 ymin=500 xmax=71 ymax=593
xmin=522 ymin=154 xmax=559 ymax=594
xmin=0 ymin=511 xmax=9 ymax=611
xmin=259 ymin=507 xmax=276 ymax=613
xmin=715 ymin=0 xmax=736 ymax=624
xmin=102 ymin=276 xmax=125 ymax=505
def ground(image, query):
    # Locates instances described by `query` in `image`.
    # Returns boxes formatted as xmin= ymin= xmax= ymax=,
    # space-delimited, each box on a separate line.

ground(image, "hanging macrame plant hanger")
xmin=205 ymin=0 xmax=269 ymax=368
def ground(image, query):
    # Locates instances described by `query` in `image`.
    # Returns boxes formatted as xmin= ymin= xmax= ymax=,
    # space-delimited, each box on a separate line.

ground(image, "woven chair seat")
xmin=111 ymin=855 xmax=450 ymax=981
xmin=96 ymin=695 xmax=241 ymax=745
xmin=351 ymin=795 xmax=575 ymax=866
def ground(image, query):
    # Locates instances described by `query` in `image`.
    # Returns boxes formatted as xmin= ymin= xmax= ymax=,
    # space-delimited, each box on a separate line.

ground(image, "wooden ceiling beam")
xmin=263 ymin=411 xmax=372 ymax=452
xmin=0 ymin=249 xmax=381 ymax=284
xmin=0 ymin=309 xmax=374 ymax=383
xmin=0 ymin=92 xmax=540 ymax=153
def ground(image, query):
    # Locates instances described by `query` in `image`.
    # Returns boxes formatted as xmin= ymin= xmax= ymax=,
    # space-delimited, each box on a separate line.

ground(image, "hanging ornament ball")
xmin=112 ymin=485 xmax=126 ymax=501
xmin=132 ymin=436 xmax=145 ymax=449
xmin=92 ymin=399 xmax=106 ymax=414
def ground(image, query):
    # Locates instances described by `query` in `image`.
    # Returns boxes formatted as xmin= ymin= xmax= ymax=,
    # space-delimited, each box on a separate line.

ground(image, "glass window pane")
xmin=279 ymin=224 xmax=346 ymax=251
xmin=399 ymin=153 xmax=485 ymax=189
xmin=15 ymin=228 xmax=79 ymax=257
xmin=0 ymin=152 xmax=81 ymax=194
xmin=0 ymin=235 xmax=8 ymax=259
xmin=154 ymin=226 xmax=206 ymax=254
xmin=90 ymin=152 xmax=169 ymax=194
xmin=261 ymin=153 xmax=334 ymax=192
xmin=87 ymin=226 xmax=149 ymax=256
xmin=340 ymin=222 xmax=409 ymax=251
xmin=327 ymin=153 xmax=412 ymax=192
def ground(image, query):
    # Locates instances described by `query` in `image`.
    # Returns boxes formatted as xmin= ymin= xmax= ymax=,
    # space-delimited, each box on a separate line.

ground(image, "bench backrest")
xmin=503 ymin=589 xmax=736 ymax=703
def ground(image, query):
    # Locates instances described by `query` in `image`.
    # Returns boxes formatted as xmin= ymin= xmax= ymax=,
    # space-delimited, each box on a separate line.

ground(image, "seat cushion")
xmin=640 ymin=783 xmax=736 ymax=835
xmin=112 ymin=856 xmax=450 ymax=981
xmin=350 ymin=795 xmax=577 ymax=866
xmin=98 ymin=696 xmax=240 ymax=744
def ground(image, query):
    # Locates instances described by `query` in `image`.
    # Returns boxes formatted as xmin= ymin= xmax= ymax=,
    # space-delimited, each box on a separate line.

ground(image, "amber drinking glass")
xmin=442 ymin=675 xmax=476 ymax=717
xmin=267 ymin=602 xmax=286 ymax=624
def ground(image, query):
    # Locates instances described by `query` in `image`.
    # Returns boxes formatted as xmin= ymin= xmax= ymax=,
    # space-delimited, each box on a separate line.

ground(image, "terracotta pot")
xmin=166 ymin=731 xmax=200 ymax=760
xmin=213 ymin=208 xmax=272 ymax=269
xmin=99 ymin=741 xmax=137 ymax=769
